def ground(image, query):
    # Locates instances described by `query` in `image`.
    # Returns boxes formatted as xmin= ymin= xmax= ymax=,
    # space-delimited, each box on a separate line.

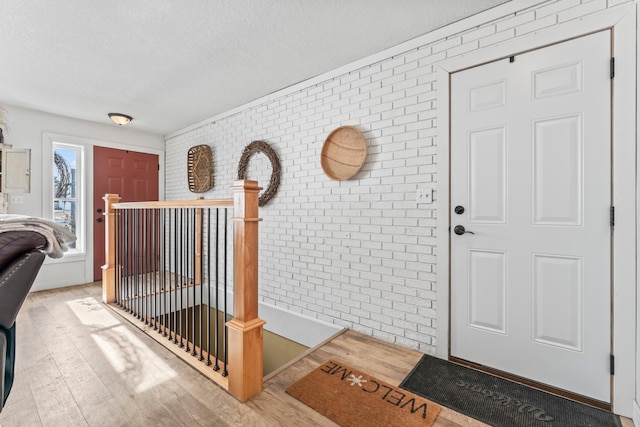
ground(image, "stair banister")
xmin=102 ymin=193 xmax=120 ymax=304
xmin=227 ymin=179 xmax=266 ymax=401
xmin=100 ymin=180 xmax=265 ymax=402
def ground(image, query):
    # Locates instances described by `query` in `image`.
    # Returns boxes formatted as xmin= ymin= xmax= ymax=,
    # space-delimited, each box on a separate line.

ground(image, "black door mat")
xmin=400 ymin=354 xmax=621 ymax=427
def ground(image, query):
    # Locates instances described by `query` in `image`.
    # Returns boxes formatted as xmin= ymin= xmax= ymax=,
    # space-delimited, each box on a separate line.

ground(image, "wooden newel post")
xmin=226 ymin=180 xmax=266 ymax=402
xmin=102 ymin=193 xmax=121 ymax=304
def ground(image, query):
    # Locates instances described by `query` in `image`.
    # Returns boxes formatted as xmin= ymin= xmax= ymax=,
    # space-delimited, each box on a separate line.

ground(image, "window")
xmin=53 ymin=143 xmax=84 ymax=252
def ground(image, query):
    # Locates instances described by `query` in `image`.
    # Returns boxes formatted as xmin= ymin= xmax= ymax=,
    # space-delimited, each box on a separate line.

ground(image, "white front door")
xmin=450 ymin=31 xmax=612 ymax=403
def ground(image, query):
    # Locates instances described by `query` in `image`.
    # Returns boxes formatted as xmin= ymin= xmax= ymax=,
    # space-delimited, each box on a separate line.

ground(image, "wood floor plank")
xmin=24 ymin=355 xmax=89 ymax=427
xmin=0 ymin=282 xmax=630 ymax=427
xmin=0 ymin=370 xmax=42 ymax=427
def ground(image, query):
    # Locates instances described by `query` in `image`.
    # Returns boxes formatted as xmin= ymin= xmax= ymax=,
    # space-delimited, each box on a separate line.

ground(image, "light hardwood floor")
xmin=0 ymin=283 xmax=633 ymax=427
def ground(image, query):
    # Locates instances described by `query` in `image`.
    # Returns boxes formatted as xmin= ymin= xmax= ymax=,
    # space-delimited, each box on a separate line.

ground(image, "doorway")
xmin=93 ymin=146 xmax=159 ymax=281
xmin=449 ymin=31 xmax=612 ymax=403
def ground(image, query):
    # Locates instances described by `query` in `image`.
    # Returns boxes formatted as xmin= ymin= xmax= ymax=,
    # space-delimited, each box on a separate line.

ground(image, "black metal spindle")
xmin=114 ymin=208 xmax=120 ymax=306
xmin=158 ymin=209 xmax=162 ymax=331
xmin=222 ymin=208 xmax=228 ymax=377
xmin=163 ymin=208 xmax=169 ymax=337
xmin=121 ymin=210 xmax=126 ymax=310
xmin=135 ymin=210 xmax=141 ymax=320
xmin=143 ymin=209 xmax=148 ymax=322
xmin=134 ymin=210 xmax=138 ymax=317
xmin=213 ymin=208 xmax=220 ymax=372
xmin=172 ymin=208 xmax=178 ymax=344
xmin=142 ymin=209 xmax=148 ymax=324
xmin=125 ymin=209 xmax=135 ymax=316
xmin=191 ymin=209 xmax=197 ymax=356
xmin=147 ymin=209 xmax=152 ymax=325
xmin=205 ymin=208 xmax=211 ymax=365
xmin=176 ymin=208 xmax=181 ymax=345
xmin=124 ymin=209 xmax=129 ymax=310
xmin=147 ymin=208 xmax=152 ymax=325
xmin=184 ymin=208 xmax=190 ymax=352
xmin=152 ymin=208 xmax=157 ymax=328
xmin=117 ymin=209 xmax=122 ymax=307
xmin=179 ymin=209 xmax=185 ymax=348
xmin=198 ymin=209 xmax=204 ymax=361
xmin=152 ymin=209 xmax=158 ymax=331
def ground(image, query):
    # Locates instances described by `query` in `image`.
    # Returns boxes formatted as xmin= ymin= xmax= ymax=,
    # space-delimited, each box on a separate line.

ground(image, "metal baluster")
xmin=172 ymin=208 xmax=178 ymax=344
xmin=125 ymin=210 xmax=131 ymax=313
xmin=122 ymin=210 xmax=126 ymax=311
xmin=184 ymin=208 xmax=190 ymax=352
xmin=117 ymin=209 xmax=122 ymax=307
xmin=133 ymin=210 xmax=136 ymax=315
xmin=163 ymin=208 xmax=169 ymax=338
xmin=158 ymin=208 xmax=164 ymax=335
xmin=145 ymin=209 xmax=150 ymax=323
xmin=143 ymin=208 xmax=148 ymax=324
xmin=115 ymin=208 xmax=120 ymax=306
xmin=148 ymin=208 xmax=152 ymax=325
xmin=184 ymin=208 xmax=193 ymax=352
xmin=137 ymin=209 xmax=141 ymax=320
xmin=148 ymin=209 xmax=152 ymax=326
xmin=130 ymin=209 xmax=134 ymax=315
xmin=213 ymin=208 xmax=220 ymax=372
xmin=135 ymin=210 xmax=139 ymax=316
xmin=152 ymin=208 xmax=158 ymax=331
xmin=205 ymin=208 xmax=211 ymax=365
xmin=191 ymin=208 xmax=196 ymax=356
xmin=222 ymin=208 xmax=228 ymax=377
xmin=177 ymin=208 xmax=183 ymax=347
xmin=198 ymin=209 xmax=205 ymax=361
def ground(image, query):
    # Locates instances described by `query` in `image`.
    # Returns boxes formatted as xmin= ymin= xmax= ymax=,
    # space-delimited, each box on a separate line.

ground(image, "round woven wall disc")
xmin=321 ymin=126 xmax=367 ymax=181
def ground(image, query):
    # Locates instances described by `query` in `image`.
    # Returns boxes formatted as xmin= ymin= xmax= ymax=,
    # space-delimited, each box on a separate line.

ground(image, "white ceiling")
xmin=0 ymin=1 xmax=509 ymax=135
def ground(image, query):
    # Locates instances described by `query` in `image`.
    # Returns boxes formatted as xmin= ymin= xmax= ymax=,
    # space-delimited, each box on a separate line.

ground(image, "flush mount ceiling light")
xmin=108 ymin=113 xmax=133 ymax=126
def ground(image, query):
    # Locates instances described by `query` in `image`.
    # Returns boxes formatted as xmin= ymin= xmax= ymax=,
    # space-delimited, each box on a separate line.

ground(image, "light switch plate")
xmin=416 ymin=188 xmax=433 ymax=204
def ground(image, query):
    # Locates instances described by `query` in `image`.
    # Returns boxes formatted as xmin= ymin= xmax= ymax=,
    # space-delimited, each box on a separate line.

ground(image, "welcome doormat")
xmin=286 ymin=359 xmax=441 ymax=427
xmin=400 ymin=354 xmax=622 ymax=427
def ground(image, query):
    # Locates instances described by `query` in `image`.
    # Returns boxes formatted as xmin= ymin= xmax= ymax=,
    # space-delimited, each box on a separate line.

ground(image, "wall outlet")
xmin=416 ymin=188 xmax=433 ymax=204
xmin=9 ymin=195 xmax=24 ymax=205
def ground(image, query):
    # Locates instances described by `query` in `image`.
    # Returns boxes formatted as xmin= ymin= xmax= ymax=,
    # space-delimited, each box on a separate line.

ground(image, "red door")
xmin=94 ymin=146 xmax=159 ymax=281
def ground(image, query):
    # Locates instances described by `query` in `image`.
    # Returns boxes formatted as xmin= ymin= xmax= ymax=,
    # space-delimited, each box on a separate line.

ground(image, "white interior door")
xmin=450 ymin=31 xmax=611 ymax=402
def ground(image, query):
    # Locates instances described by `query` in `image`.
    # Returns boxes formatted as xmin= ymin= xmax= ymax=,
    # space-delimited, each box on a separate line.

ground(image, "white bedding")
xmin=0 ymin=214 xmax=77 ymax=258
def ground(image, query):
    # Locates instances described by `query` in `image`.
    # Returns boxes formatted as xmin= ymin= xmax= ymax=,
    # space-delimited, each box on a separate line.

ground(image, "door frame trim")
xmin=435 ymin=4 xmax=636 ymax=416
xmin=42 ymin=132 xmax=165 ymax=285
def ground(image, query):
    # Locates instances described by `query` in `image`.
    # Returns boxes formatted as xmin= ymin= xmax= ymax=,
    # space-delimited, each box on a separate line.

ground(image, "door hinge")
xmin=610 ymin=206 xmax=615 ymax=227
xmin=610 ymin=57 xmax=615 ymax=79
xmin=610 ymin=354 xmax=615 ymax=375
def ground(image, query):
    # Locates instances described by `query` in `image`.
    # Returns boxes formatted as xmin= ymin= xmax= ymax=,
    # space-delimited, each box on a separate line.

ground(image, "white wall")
xmin=0 ymin=104 xmax=164 ymax=291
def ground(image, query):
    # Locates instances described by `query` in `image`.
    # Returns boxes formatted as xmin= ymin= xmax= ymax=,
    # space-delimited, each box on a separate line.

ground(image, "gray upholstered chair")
xmin=0 ymin=231 xmax=46 ymax=413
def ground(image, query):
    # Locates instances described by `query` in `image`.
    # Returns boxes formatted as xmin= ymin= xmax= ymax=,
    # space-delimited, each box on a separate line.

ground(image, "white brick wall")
xmin=165 ymin=0 xmax=633 ymax=354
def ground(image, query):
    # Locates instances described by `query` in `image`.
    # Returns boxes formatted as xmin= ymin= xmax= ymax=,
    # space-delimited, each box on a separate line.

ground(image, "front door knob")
xmin=454 ymin=225 xmax=474 ymax=235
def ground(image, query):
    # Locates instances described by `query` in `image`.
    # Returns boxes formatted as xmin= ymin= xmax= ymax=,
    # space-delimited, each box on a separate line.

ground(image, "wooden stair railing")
xmin=101 ymin=180 xmax=265 ymax=402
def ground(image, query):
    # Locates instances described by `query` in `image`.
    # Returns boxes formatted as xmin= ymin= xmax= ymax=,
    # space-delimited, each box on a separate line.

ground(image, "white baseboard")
xmin=259 ymin=302 xmax=343 ymax=347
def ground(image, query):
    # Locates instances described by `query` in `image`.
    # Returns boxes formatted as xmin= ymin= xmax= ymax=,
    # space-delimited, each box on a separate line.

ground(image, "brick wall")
xmin=165 ymin=0 xmax=631 ymax=353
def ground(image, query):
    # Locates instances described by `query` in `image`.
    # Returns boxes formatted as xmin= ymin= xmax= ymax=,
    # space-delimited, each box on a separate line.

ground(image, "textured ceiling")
xmin=0 ymin=1 xmax=510 ymax=135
